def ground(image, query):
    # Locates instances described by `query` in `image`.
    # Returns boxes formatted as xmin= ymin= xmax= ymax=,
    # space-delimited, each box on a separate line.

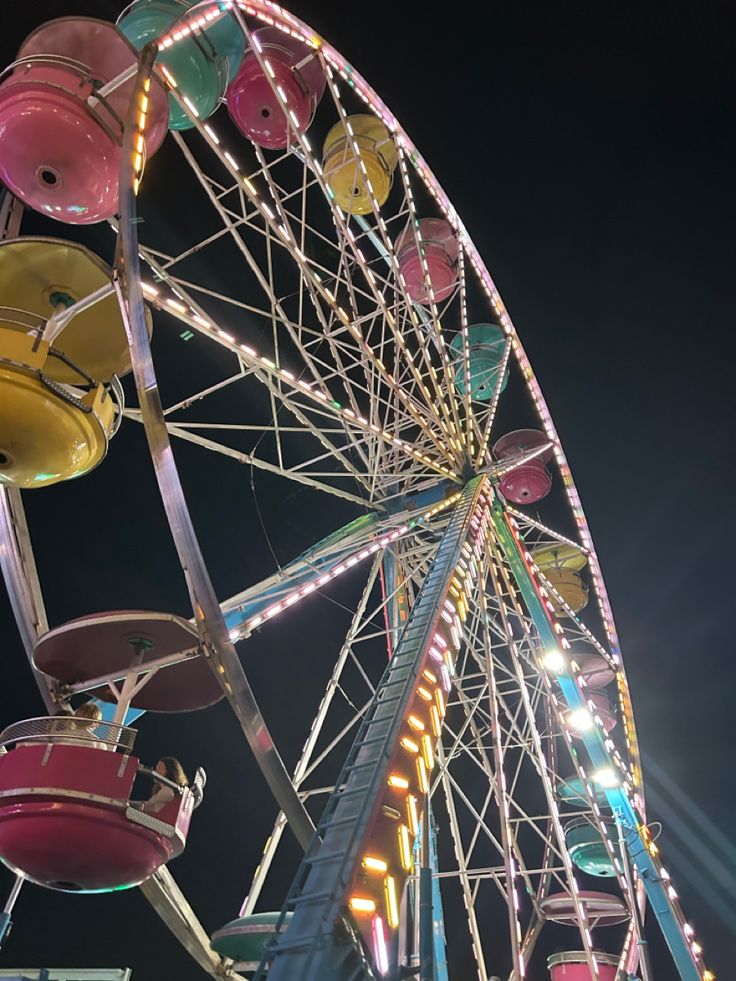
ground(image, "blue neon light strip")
xmin=428 ymin=810 xmax=449 ymax=981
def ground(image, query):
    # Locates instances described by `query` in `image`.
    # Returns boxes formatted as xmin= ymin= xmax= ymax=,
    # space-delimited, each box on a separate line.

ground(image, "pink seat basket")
xmin=575 ymin=653 xmax=616 ymax=690
xmin=228 ymin=26 xmax=325 ymax=149
xmin=396 ymin=218 xmax=459 ymax=305
xmin=0 ymin=66 xmax=121 ymax=224
xmin=547 ymin=951 xmax=618 ymax=981
xmin=493 ymin=429 xmax=554 ymax=504
xmin=0 ymin=17 xmax=168 ymax=224
xmin=0 ymin=731 xmax=193 ymax=892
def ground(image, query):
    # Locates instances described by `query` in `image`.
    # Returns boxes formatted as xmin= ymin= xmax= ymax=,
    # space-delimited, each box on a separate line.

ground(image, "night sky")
xmin=1 ymin=0 xmax=735 ymax=978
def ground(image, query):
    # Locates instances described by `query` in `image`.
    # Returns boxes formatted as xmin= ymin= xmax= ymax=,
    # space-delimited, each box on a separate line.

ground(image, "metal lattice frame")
xmin=0 ymin=2 xmax=716 ymax=980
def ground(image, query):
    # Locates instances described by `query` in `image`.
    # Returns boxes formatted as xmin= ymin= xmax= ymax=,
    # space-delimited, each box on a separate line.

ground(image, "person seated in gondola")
xmin=142 ymin=756 xmax=189 ymax=814
xmin=51 ymin=701 xmax=106 ymax=749
xmin=12 ymin=701 xmax=106 ymax=751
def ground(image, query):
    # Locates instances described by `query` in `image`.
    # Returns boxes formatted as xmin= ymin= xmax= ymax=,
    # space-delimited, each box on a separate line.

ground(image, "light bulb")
xmin=592 ymin=766 xmax=620 ymax=789
xmin=567 ymin=708 xmax=594 ymax=732
xmin=542 ymin=649 xmax=566 ymax=672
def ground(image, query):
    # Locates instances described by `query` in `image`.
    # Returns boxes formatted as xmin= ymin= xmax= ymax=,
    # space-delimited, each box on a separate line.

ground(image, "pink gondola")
xmin=569 ymin=691 xmax=617 ymax=738
xmin=493 ymin=429 xmax=553 ymax=504
xmin=395 ymin=218 xmax=459 ymax=305
xmin=0 ymin=720 xmax=198 ymax=892
xmin=575 ymin=652 xmax=616 ymax=690
xmin=548 ymin=951 xmax=618 ymax=981
xmin=0 ymin=18 xmax=168 ymax=224
xmin=228 ymin=27 xmax=325 ymax=149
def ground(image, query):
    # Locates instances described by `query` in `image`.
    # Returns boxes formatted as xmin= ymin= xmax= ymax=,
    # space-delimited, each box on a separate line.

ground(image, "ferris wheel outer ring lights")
xmin=17 ymin=16 xmax=169 ymax=157
xmin=32 ymin=611 xmax=224 ymax=712
xmin=395 ymin=218 xmax=459 ymax=305
xmin=0 ymin=68 xmax=121 ymax=224
xmin=0 ymin=330 xmax=115 ymax=488
xmin=322 ymin=114 xmax=398 ymax=214
xmin=547 ymin=950 xmax=619 ymax=981
xmin=118 ymin=0 xmax=245 ymax=131
xmin=449 ymin=323 xmax=508 ymax=401
xmin=0 ymin=744 xmax=189 ymax=891
xmin=227 ymin=27 xmax=324 ymax=149
xmin=0 ymin=237 xmax=152 ymax=385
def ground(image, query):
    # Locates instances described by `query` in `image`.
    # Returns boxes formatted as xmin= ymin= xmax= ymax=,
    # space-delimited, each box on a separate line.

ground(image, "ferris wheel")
xmin=0 ymin=2 xmax=719 ymax=980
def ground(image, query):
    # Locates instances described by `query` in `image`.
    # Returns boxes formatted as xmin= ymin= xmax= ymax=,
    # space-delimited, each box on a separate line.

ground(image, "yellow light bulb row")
xmin=350 ymin=491 xmax=488 ymax=940
xmin=470 ymin=328 xmax=515 ymax=466
xmin=157 ymin=2 xmax=225 ymax=50
xmin=131 ymin=76 xmax=151 ymax=196
xmin=455 ymin=246 xmax=476 ymax=457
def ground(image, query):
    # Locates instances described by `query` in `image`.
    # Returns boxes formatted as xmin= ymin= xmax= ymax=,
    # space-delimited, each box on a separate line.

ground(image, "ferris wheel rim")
xmin=127 ymin=0 xmax=642 ymax=790
xmin=0 ymin=2 xmax=674 ymax=977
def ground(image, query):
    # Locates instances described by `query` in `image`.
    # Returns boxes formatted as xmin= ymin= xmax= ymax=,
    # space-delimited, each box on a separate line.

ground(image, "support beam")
xmin=490 ymin=499 xmax=703 ymax=981
xmin=259 ymin=477 xmax=489 ymax=981
xmin=115 ymin=46 xmax=315 ymax=853
xmin=0 ymin=488 xmax=56 ymax=712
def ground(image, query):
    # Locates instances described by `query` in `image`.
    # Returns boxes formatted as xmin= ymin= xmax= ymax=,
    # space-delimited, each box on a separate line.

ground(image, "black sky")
xmin=1 ymin=0 xmax=735 ymax=977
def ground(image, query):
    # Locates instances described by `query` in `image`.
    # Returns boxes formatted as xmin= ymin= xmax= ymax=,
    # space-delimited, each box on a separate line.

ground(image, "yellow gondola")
xmin=0 ymin=328 xmax=115 ymax=488
xmin=532 ymin=543 xmax=589 ymax=616
xmin=322 ymin=114 xmax=398 ymax=214
xmin=0 ymin=237 xmax=150 ymax=383
xmin=0 ymin=238 xmax=138 ymax=488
